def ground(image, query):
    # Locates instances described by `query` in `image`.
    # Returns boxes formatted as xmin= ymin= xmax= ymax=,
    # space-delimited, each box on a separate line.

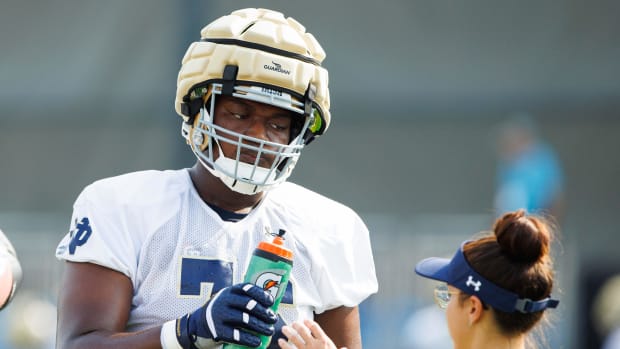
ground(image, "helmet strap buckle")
xmin=222 ymin=65 xmax=239 ymax=96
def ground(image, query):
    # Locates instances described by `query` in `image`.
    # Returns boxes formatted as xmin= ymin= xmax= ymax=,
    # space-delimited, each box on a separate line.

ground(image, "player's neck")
xmin=188 ymin=164 xmax=264 ymax=213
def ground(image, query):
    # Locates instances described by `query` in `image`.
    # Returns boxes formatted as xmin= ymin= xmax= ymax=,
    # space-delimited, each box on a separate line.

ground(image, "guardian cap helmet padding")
xmin=175 ymin=8 xmax=330 ymax=194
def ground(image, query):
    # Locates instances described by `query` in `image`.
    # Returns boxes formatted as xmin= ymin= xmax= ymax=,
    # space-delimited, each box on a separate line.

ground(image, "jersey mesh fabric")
xmin=128 ymin=188 xmax=254 ymax=330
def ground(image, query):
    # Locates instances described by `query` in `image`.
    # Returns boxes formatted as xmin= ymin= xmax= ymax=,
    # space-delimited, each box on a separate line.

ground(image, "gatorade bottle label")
xmin=252 ymin=269 xmax=286 ymax=300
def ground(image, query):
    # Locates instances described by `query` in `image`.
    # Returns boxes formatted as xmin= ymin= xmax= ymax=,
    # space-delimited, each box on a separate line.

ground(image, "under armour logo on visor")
xmin=466 ymin=275 xmax=482 ymax=291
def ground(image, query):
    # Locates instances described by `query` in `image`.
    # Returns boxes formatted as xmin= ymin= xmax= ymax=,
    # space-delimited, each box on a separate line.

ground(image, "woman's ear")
xmin=466 ymin=295 xmax=484 ymax=326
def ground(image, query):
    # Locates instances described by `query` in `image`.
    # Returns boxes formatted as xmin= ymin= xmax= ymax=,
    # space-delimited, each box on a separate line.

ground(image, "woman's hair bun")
xmin=492 ymin=209 xmax=551 ymax=264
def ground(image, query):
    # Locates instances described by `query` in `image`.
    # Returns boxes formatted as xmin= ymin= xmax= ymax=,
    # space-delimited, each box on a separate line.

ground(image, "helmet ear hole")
xmin=190 ymin=127 xmax=209 ymax=152
xmin=190 ymin=106 xmax=211 ymax=152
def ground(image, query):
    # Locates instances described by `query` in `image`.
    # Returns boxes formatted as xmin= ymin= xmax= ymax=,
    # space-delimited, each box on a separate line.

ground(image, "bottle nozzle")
xmin=257 ymin=229 xmax=293 ymax=260
xmin=271 ymin=229 xmax=286 ymax=245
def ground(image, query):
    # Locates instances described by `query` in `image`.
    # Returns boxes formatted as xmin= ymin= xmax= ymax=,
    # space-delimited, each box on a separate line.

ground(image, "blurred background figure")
xmin=592 ymin=274 xmax=620 ymax=349
xmin=493 ymin=113 xmax=565 ymax=220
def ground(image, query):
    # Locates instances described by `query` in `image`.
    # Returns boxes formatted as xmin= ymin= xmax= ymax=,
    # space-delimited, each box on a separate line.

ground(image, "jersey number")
xmin=179 ymin=257 xmax=293 ymax=304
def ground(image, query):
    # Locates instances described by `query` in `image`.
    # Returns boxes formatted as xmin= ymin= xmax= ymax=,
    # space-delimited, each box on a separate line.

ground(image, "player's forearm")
xmin=314 ymin=306 xmax=362 ymax=349
xmin=57 ymin=326 xmax=163 ymax=349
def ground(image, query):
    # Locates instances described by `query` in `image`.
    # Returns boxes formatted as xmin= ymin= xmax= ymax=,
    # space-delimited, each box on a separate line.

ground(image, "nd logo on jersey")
xmin=69 ymin=217 xmax=93 ymax=255
xmin=255 ymin=271 xmax=284 ymax=299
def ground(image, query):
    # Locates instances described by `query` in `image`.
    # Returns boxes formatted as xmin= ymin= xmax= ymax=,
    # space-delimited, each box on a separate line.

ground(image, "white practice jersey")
xmin=56 ymin=169 xmax=378 ymax=332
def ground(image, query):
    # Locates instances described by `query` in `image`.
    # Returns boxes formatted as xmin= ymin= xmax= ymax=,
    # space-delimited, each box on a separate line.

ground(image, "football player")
xmin=55 ymin=8 xmax=378 ymax=349
xmin=0 ymin=229 xmax=21 ymax=310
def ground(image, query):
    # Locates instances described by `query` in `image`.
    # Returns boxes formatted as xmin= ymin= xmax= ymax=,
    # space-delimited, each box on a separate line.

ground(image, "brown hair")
xmin=462 ymin=209 xmax=556 ymax=336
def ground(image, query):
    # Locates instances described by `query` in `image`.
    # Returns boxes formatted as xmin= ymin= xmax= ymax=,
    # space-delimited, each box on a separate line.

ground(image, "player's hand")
xmin=266 ymin=314 xmax=287 ymax=349
xmin=277 ymin=319 xmax=347 ymax=349
xmin=175 ymin=283 xmax=278 ymax=348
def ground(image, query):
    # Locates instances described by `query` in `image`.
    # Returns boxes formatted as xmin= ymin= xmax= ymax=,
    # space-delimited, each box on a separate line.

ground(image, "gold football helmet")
xmin=175 ymin=8 xmax=330 ymax=194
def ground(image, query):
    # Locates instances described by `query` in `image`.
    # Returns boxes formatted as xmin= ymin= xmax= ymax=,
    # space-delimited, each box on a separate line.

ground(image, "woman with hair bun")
xmin=414 ymin=209 xmax=559 ymax=349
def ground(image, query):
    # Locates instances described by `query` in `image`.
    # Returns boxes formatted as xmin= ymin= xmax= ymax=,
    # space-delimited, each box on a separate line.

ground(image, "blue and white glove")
xmin=161 ymin=283 xmax=278 ymax=349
